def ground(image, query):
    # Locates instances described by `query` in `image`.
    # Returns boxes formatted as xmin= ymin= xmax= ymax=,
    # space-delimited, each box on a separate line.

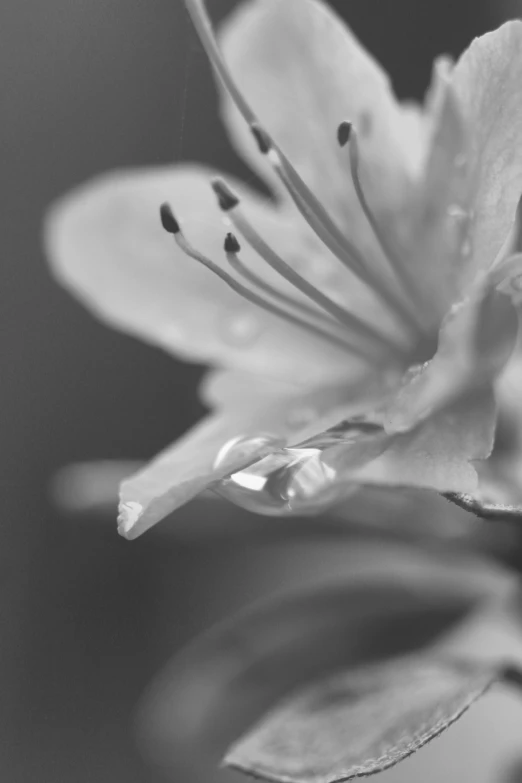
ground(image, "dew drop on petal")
xmin=216 ymin=446 xmax=337 ymax=515
xmin=213 ymin=432 xmax=285 ymax=475
xmin=453 ymin=153 xmax=467 ymax=170
xmin=220 ymin=311 xmax=262 ymax=346
xmin=461 ymin=238 xmax=472 ymax=258
xmin=447 ymin=204 xmax=468 ymax=221
xmin=215 ymin=421 xmax=385 ymax=516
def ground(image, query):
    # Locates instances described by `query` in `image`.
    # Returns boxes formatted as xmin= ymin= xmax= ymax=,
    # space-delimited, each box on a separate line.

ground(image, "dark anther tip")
xmin=250 ymin=123 xmax=272 ymax=154
xmin=160 ymin=202 xmax=180 ymax=234
xmin=337 ymin=121 xmax=352 ymax=147
xmin=211 ymin=179 xmax=240 ymax=211
xmin=224 ymin=232 xmax=241 ymax=253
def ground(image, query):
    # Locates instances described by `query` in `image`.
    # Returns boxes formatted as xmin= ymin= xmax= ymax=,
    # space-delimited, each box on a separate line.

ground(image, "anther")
xmin=223 ymin=230 xmax=333 ymax=327
xmin=164 ymin=218 xmax=375 ymax=359
xmin=224 ymin=232 xmax=241 ymax=254
xmin=211 ymin=179 xmax=239 ymax=211
xmin=250 ymin=123 xmax=272 ymax=155
xmin=337 ymin=121 xmax=352 ymax=148
xmin=159 ymin=202 xmax=181 ymax=234
xmin=210 ymin=180 xmax=405 ymax=354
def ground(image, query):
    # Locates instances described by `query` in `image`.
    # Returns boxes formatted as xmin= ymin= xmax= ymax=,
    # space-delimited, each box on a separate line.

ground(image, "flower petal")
xmin=399 ymin=72 xmax=472 ymax=320
xmin=45 ymin=165 xmax=368 ymax=385
xmin=118 ymin=373 xmax=379 ymax=539
xmin=451 ymin=21 xmax=522 ymax=281
xmin=384 ymin=284 xmax=519 ymax=435
xmin=350 ymin=388 xmax=496 ymax=495
xmin=219 ymin=0 xmax=427 ymax=242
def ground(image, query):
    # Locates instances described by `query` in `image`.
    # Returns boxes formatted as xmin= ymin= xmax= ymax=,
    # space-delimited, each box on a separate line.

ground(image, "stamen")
xmin=212 ymin=180 xmax=405 ymax=354
xmin=342 ymin=123 xmax=425 ymax=314
xmin=224 ymin=232 xmax=341 ymax=326
xmin=160 ymin=202 xmax=181 ymax=234
xmin=183 ymin=0 xmax=418 ymax=338
xmin=251 ymin=124 xmax=422 ymax=335
xmin=250 ymin=124 xmax=368 ymax=279
xmin=183 ymin=0 xmax=256 ymax=126
xmin=159 ymin=204 xmax=376 ymax=359
xmin=337 ymin=121 xmax=352 ymax=148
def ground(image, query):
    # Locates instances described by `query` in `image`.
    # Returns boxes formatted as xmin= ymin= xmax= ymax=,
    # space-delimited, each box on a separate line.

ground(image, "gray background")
xmin=1 ymin=1 xmax=521 ymax=781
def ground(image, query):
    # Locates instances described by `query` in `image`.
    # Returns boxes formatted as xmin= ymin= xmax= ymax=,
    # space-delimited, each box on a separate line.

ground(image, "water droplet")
xmin=221 ymin=311 xmax=262 ymax=346
xmin=215 ymin=420 xmax=386 ymax=516
xmin=447 ymin=204 xmax=468 ymax=220
xmin=461 ymin=238 xmax=472 ymax=257
xmin=454 ymin=153 xmax=467 ymax=170
xmin=289 ymin=251 xmax=336 ymax=286
xmin=213 ymin=432 xmax=285 ymax=474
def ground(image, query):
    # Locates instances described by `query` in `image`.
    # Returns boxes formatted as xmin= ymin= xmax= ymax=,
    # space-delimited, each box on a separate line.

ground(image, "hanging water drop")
xmin=447 ymin=204 xmax=468 ymax=221
xmin=453 ymin=153 xmax=467 ymax=170
xmin=213 ymin=432 xmax=285 ymax=475
xmin=461 ymin=238 xmax=472 ymax=257
xmin=214 ymin=420 xmax=387 ymax=516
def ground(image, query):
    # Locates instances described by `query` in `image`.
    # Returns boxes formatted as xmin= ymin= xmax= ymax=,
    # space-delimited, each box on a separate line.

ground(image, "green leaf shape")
xmin=444 ymin=491 xmax=522 ymax=523
xmin=225 ymin=656 xmax=497 ymax=783
xmin=138 ymin=550 xmax=494 ymax=762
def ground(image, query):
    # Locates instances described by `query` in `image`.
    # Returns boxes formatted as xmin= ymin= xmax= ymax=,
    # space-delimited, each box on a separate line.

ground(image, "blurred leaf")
xmin=138 ymin=548 xmax=499 ymax=763
xmin=225 ymin=656 xmax=497 ymax=783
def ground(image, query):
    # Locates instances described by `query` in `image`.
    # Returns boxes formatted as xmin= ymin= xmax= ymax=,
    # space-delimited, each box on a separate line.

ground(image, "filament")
xmin=212 ymin=180 xmax=405 ymax=354
xmin=343 ymin=123 xmax=426 ymax=321
xmin=160 ymin=203 xmax=380 ymax=360
xmin=224 ymin=234 xmax=330 ymax=325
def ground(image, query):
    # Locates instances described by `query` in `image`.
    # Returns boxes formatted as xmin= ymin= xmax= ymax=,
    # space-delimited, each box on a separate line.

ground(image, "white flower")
xmin=45 ymin=0 xmax=522 ymax=538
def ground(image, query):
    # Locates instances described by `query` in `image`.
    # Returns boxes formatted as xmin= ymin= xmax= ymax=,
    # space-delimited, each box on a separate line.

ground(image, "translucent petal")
xmin=384 ymin=284 xmax=518 ymax=435
xmin=219 ymin=0 xmax=428 ymax=269
xmin=399 ymin=74 xmax=472 ymax=321
xmin=352 ymin=388 xmax=496 ymax=495
xmin=45 ymin=164 xmax=370 ymax=386
xmin=451 ymin=21 xmax=522 ymax=282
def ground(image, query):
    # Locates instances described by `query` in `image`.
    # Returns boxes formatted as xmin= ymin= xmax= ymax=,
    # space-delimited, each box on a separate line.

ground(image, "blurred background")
xmin=2 ymin=0 xmax=522 ymax=780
